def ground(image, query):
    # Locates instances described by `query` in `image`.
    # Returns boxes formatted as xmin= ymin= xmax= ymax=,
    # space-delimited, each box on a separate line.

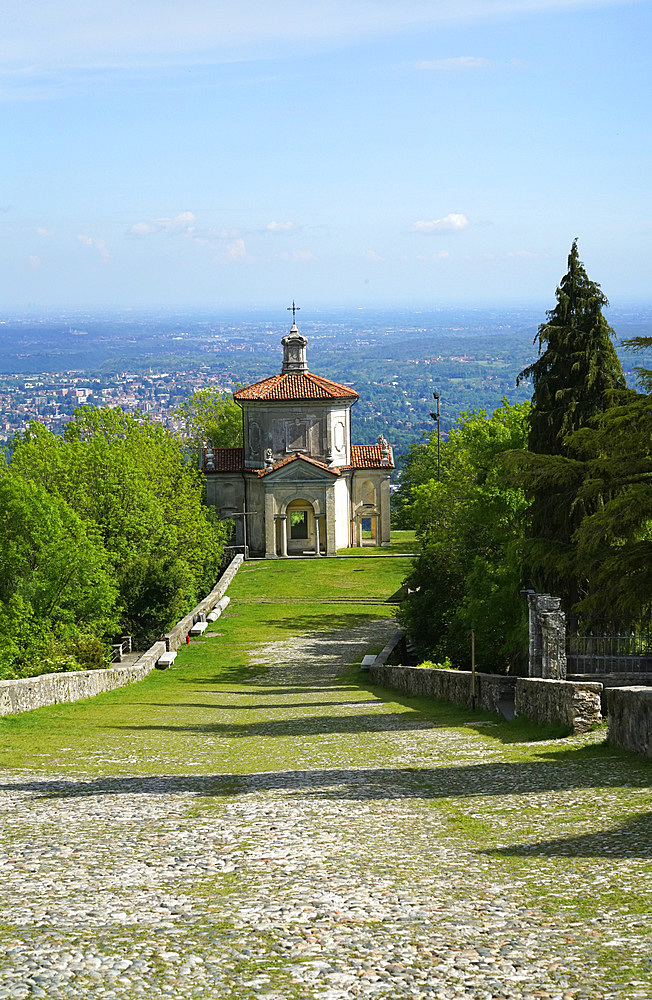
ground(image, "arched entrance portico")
xmin=277 ymin=497 xmax=325 ymax=556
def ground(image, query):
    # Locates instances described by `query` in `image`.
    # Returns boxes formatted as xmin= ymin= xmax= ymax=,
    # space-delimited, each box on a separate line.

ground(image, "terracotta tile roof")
xmin=234 ymin=371 xmax=359 ymax=402
xmin=202 ymin=444 xmax=393 ymax=474
xmin=344 ymin=443 xmax=395 ymax=470
xmin=257 ymin=453 xmax=340 ymax=478
xmin=202 ymin=447 xmax=244 ymax=472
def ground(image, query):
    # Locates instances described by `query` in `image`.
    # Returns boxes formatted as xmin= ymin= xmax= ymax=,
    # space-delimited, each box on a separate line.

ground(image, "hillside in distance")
xmin=1 ymin=306 xmax=650 ymax=465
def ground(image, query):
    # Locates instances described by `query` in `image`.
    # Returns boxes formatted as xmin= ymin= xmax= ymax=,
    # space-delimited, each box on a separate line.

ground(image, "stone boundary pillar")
xmin=527 ymin=593 xmax=567 ymax=679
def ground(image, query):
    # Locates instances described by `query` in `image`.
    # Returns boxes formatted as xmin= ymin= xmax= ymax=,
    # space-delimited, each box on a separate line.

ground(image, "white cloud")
xmin=363 ymin=250 xmax=384 ymax=262
xmin=130 ymin=221 xmax=158 ymax=236
xmin=129 ymin=211 xmax=196 ymax=237
xmin=410 ymin=214 xmax=470 ymax=234
xmin=224 ymin=238 xmax=249 ymax=261
xmin=434 ymin=250 xmax=451 ymax=258
xmin=416 ymin=56 xmax=491 ymax=70
xmin=275 ymin=249 xmax=316 ymax=262
xmin=28 ymin=255 xmax=42 ymax=271
xmin=78 ymin=234 xmax=111 ymax=263
xmin=266 ymin=221 xmax=295 ymax=232
xmin=36 ymin=226 xmax=54 ymax=237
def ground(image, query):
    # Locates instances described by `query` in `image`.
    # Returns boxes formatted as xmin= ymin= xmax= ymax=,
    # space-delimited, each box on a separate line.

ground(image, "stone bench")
xmin=189 ymin=621 xmax=208 ymax=637
xmin=156 ymin=651 xmax=177 ymax=670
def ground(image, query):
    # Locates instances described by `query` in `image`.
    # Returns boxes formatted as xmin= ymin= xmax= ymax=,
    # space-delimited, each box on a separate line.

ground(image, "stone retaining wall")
xmin=514 ymin=677 xmax=602 ymax=734
xmin=0 ymin=643 xmax=166 ymax=717
xmin=0 ymin=555 xmax=244 ymax=717
xmin=568 ymin=673 xmax=652 ymax=715
xmin=370 ymin=663 xmax=516 ymax=715
xmin=606 ymin=686 xmax=652 ymax=757
xmin=370 ymin=664 xmax=602 ymax=734
xmin=163 ymin=554 xmax=244 ymax=651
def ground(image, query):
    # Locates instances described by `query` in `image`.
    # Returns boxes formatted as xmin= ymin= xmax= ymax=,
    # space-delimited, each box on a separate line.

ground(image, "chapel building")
xmin=203 ymin=316 xmax=393 ymax=557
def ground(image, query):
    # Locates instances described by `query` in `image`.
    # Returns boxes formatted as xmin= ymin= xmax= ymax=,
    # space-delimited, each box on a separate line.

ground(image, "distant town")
xmin=0 ymin=368 xmax=233 ymax=443
xmin=1 ymin=307 xmax=649 ymax=460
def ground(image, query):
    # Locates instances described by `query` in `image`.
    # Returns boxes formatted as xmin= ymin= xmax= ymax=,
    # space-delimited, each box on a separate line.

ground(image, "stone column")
xmin=264 ymin=493 xmax=277 ymax=559
xmin=380 ymin=477 xmax=391 ymax=546
xmin=527 ymin=593 xmax=567 ymax=679
xmin=279 ymin=515 xmax=288 ymax=557
xmin=315 ymin=514 xmax=324 ymax=556
xmin=325 ymin=487 xmax=337 ymax=556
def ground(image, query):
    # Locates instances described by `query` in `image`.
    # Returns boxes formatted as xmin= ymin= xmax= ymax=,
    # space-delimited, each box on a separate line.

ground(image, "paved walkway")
xmin=0 ymin=619 xmax=649 ymax=1000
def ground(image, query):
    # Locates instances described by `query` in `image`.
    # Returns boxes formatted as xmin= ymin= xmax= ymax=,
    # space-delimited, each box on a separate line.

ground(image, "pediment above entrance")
xmin=259 ymin=453 xmax=339 ymax=483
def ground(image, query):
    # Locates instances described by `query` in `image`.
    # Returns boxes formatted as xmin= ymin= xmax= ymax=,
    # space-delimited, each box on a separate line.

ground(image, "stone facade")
xmin=204 ymin=318 xmax=393 ymax=557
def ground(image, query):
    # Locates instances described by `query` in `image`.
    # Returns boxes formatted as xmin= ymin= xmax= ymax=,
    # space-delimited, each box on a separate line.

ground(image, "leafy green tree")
xmin=0 ymin=469 xmax=118 ymax=633
xmin=0 ymin=469 xmax=119 ymax=678
xmin=398 ymin=401 xmax=529 ymax=672
xmin=118 ymin=555 xmax=196 ymax=649
xmin=9 ymin=407 xmax=229 ymax=647
xmin=0 ymin=595 xmax=56 ymax=680
xmin=392 ymin=434 xmax=442 ymax=529
xmin=513 ymin=240 xmax=626 ymax=604
xmin=173 ymin=388 xmax=243 ymax=451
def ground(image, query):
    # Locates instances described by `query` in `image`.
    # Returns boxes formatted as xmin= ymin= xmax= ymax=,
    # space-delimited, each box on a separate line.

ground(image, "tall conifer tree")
xmin=516 ymin=240 xmax=626 ymax=604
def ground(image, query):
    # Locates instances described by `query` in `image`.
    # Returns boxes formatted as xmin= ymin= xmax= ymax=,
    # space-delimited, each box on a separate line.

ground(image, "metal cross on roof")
xmin=287 ymin=300 xmax=300 ymax=323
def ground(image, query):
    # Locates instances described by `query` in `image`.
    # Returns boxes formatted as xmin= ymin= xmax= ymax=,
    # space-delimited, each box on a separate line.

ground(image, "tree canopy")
xmin=173 ymin=388 xmax=243 ymax=452
xmin=511 ymin=241 xmax=626 ymax=605
xmin=518 ymin=239 xmax=626 ymax=454
xmin=562 ymin=335 xmax=652 ymax=618
xmin=3 ymin=406 xmax=230 ymax=666
xmin=398 ymin=401 xmax=529 ymax=672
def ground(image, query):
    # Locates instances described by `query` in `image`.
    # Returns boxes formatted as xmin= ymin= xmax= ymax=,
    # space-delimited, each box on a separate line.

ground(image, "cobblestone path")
xmin=1 ymin=618 xmax=650 ymax=1000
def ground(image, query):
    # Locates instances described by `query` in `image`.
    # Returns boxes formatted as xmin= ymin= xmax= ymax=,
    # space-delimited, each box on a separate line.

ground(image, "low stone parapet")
xmin=0 ymin=642 xmax=165 ymax=717
xmin=0 ymin=554 xmax=244 ymax=717
xmin=514 ymin=677 xmax=602 ymax=734
xmin=369 ymin=663 xmax=516 ymax=715
xmin=163 ymin=555 xmax=243 ymax=651
xmin=369 ymin=664 xmax=603 ymax=734
xmin=606 ymin=686 xmax=652 ymax=757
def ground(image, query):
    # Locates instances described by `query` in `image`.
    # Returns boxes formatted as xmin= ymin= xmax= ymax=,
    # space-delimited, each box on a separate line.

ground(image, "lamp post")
xmin=430 ymin=390 xmax=441 ymax=482
xmin=471 ymin=628 xmax=476 ymax=710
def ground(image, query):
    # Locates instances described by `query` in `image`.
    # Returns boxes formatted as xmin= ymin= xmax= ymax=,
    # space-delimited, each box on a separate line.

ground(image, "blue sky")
xmin=1 ymin=0 xmax=651 ymax=310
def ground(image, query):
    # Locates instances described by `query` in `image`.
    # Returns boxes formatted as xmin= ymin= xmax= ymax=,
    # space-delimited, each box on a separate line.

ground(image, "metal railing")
xmin=110 ymin=635 xmax=133 ymax=664
xmin=566 ymin=615 xmax=652 ymax=674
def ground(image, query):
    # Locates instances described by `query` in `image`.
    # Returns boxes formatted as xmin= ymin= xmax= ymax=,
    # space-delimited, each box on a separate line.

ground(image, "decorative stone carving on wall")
xmin=286 ymin=418 xmax=308 ymax=453
xmin=334 ymin=420 xmax=345 ymax=453
xmin=249 ymin=421 xmax=261 ymax=458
